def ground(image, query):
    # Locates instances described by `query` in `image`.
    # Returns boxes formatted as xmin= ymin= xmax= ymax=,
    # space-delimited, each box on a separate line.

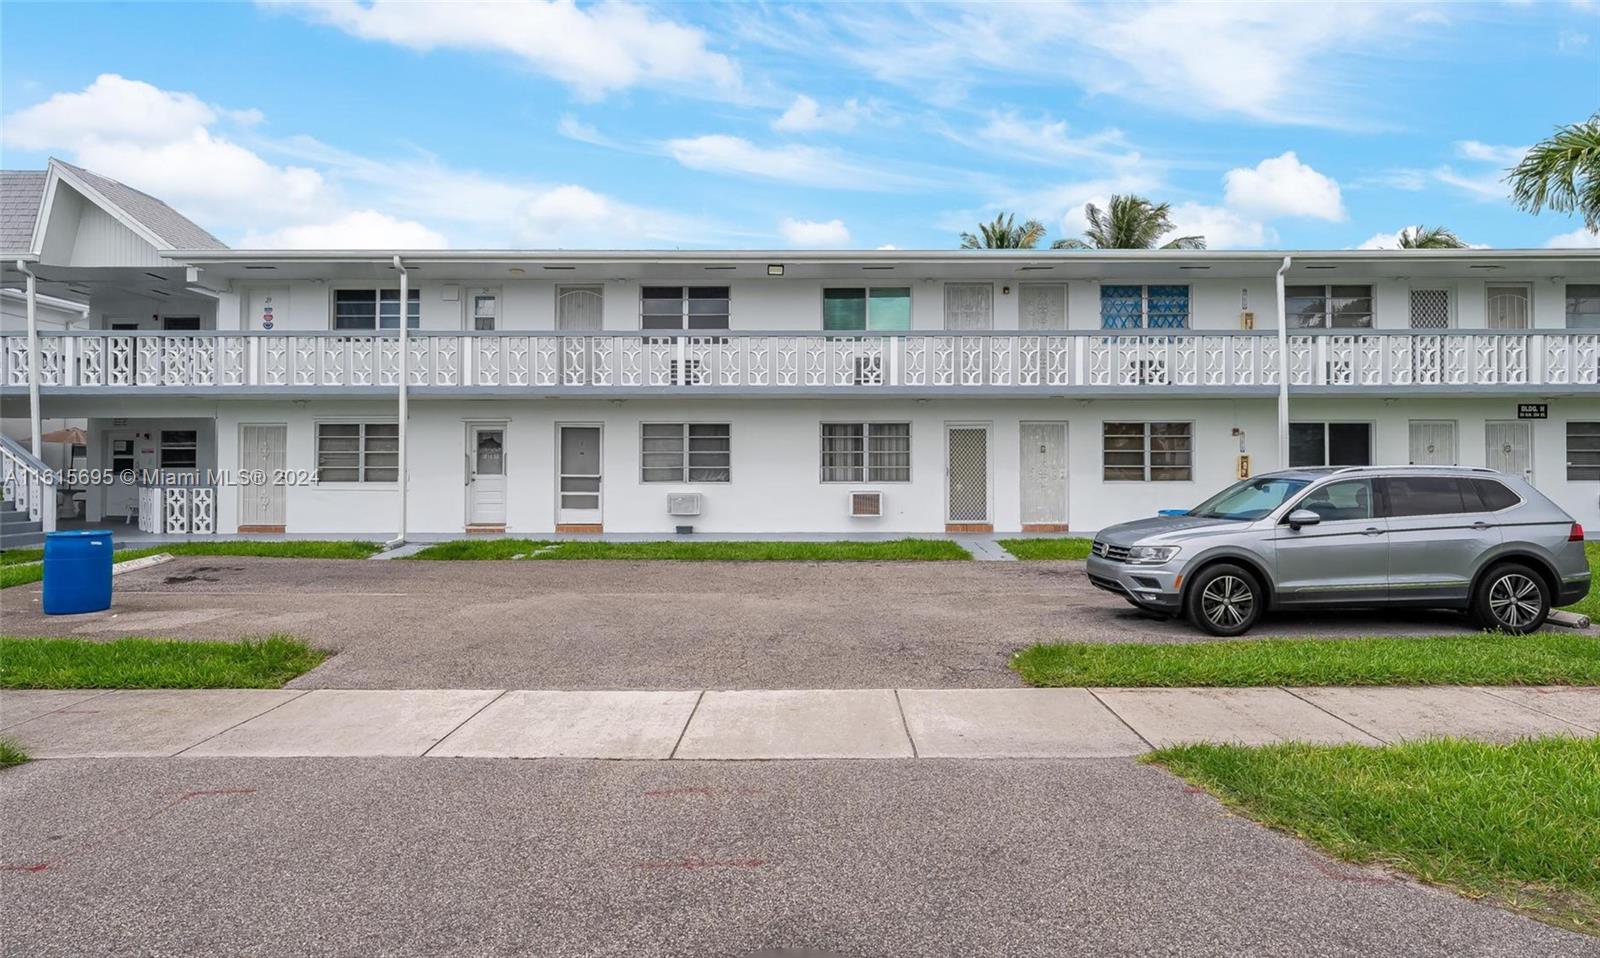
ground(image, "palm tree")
xmin=1395 ymin=225 xmax=1467 ymax=249
xmin=1507 ymin=112 xmax=1600 ymax=232
xmin=1051 ymin=194 xmax=1206 ymax=250
xmin=961 ymin=213 xmax=1047 ymax=249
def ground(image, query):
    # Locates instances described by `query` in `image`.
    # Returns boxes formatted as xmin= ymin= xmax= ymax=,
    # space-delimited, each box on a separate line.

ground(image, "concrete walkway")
xmin=3 ymin=685 xmax=1595 ymax=760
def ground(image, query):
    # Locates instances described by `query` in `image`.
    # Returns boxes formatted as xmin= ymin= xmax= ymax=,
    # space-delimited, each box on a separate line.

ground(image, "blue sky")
xmin=2 ymin=0 xmax=1597 ymax=250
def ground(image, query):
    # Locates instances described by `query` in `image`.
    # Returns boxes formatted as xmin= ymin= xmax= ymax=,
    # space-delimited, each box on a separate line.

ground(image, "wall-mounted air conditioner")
xmin=667 ymin=492 xmax=703 ymax=516
xmin=849 ymin=491 xmax=882 ymax=518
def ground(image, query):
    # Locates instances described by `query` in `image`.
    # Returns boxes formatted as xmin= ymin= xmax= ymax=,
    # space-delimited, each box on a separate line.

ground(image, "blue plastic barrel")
xmin=42 ymin=530 xmax=114 ymax=615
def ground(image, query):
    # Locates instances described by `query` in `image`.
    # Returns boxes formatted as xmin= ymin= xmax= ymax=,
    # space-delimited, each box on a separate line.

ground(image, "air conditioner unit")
xmin=849 ymin=491 xmax=882 ymax=518
xmin=666 ymin=492 xmax=702 ymax=517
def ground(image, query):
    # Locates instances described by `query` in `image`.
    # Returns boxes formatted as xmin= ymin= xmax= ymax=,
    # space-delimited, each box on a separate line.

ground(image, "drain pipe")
xmin=389 ymin=255 xmax=409 ymax=549
xmin=1275 ymin=255 xmax=1292 ymax=469
xmin=17 ymin=260 xmax=41 ymax=459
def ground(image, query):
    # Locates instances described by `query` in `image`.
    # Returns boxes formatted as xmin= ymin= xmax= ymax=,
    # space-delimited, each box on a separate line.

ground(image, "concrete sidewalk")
xmin=3 ymin=685 xmax=1595 ymax=760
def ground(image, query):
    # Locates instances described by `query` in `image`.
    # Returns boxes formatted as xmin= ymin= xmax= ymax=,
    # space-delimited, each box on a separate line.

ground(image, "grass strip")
xmin=0 ymin=634 xmax=326 ymax=689
xmin=0 ymin=540 xmax=381 ymax=589
xmin=1149 ymin=737 xmax=1600 ymax=935
xmin=408 ymin=538 xmax=970 ymax=561
xmin=0 ymin=737 xmax=27 ymax=769
xmin=996 ymin=537 xmax=1093 ymax=560
xmin=1011 ymin=632 xmax=1600 ymax=688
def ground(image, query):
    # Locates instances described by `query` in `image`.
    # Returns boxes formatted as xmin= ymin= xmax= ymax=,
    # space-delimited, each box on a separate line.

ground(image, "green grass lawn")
xmin=1151 ymin=737 xmax=1600 ymax=934
xmin=0 ymin=635 xmax=326 ymax=689
xmin=996 ymin=537 xmax=1093 ymax=560
xmin=408 ymin=538 xmax=971 ymax=561
xmin=0 ymin=540 xmax=381 ymax=589
xmin=1569 ymin=542 xmax=1599 ymax=620
xmin=1011 ymin=633 xmax=1600 ymax=688
xmin=0 ymin=737 xmax=28 ymax=769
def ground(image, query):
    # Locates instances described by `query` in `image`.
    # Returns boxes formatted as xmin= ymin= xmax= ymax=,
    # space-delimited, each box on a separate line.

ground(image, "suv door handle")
xmin=1471 ymin=521 xmax=1491 ymax=530
xmin=1361 ymin=527 xmax=1384 ymax=536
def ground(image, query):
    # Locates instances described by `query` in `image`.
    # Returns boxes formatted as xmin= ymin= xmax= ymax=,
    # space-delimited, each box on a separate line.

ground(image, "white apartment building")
xmin=2 ymin=159 xmax=1598 ymax=542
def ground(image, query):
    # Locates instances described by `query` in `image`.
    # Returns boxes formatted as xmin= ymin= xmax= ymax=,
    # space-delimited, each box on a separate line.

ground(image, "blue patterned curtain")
xmin=1100 ymin=285 xmax=1144 ymax=329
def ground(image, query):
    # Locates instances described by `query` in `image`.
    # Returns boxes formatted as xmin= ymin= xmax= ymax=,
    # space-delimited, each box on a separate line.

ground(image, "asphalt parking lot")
xmin=3 ymin=757 xmax=1590 ymax=958
xmin=0 ymin=556 xmax=1555 ymax=690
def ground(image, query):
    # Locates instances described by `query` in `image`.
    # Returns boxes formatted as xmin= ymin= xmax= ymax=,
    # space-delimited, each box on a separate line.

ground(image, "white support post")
xmin=19 ymin=261 xmax=41 ymax=459
xmin=1275 ymin=255 xmax=1292 ymax=468
xmin=392 ymin=255 xmax=409 ymax=547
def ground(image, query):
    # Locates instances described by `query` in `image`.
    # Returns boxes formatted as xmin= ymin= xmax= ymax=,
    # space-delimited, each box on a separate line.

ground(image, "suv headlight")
xmin=1126 ymin=545 xmax=1182 ymax=565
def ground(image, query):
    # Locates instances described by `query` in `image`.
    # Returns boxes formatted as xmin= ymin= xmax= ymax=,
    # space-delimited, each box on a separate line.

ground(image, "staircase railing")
xmin=0 ymin=434 xmax=57 ymax=533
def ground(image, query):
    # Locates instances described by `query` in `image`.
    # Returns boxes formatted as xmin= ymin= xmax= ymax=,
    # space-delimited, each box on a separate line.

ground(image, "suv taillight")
xmin=1571 ymin=523 xmax=1585 ymax=543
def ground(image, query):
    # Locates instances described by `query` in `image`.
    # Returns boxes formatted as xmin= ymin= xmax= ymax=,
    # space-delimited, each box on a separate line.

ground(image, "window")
xmin=823 ymin=287 xmax=911 ymax=331
xmin=159 ymin=430 xmax=197 ymax=469
xmin=1285 ymin=284 xmax=1373 ymax=329
xmin=641 ymin=424 xmax=731 ymax=483
xmin=333 ymin=289 xmax=420 ymax=330
xmin=1289 ymin=422 xmax=1372 ymax=467
xmin=470 ymin=291 xmax=498 ymax=331
xmin=1485 ymin=284 xmax=1530 ymax=329
xmin=1294 ymin=479 xmax=1374 ymax=522
xmin=1100 ymin=285 xmax=1189 ymax=329
xmin=1567 ymin=284 xmax=1600 ymax=329
xmin=315 ymin=423 xmax=399 ymax=482
xmin=1569 ymin=421 xmax=1600 ymax=481
xmin=1190 ymin=476 xmax=1311 ymax=521
xmin=1472 ymin=478 xmax=1522 ymax=510
xmin=641 ymin=286 xmax=729 ymax=330
xmin=820 ymin=423 xmax=911 ymax=482
xmin=1102 ymin=422 xmax=1193 ymax=481
xmin=1383 ymin=476 xmax=1468 ymax=517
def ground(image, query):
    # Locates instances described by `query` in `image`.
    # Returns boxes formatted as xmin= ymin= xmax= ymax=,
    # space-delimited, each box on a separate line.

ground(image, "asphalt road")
xmin=3 ymin=756 xmax=1591 ymax=958
xmin=1 ymin=556 xmax=1548 ymax=690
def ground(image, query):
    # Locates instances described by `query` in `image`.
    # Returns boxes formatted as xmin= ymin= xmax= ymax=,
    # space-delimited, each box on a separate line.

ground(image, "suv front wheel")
xmin=1473 ymin=563 xmax=1551 ymax=634
xmin=1185 ymin=563 xmax=1264 ymax=637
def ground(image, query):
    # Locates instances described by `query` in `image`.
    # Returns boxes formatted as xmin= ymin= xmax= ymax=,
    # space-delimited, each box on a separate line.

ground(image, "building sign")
xmin=1517 ymin=403 xmax=1548 ymax=420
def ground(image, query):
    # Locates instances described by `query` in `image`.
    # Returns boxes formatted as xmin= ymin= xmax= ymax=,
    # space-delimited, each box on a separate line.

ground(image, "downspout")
xmin=1275 ymin=255 xmax=1292 ymax=468
xmin=17 ymin=260 xmax=41 ymax=459
xmin=389 ymin=255 xmax=409 ymax=548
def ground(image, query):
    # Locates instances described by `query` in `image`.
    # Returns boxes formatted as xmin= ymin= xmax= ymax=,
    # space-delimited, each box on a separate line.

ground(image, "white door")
xmin=943 ymin=284 xmax=994 ymax=330
xmin=1018 ymin=284 xmax=1067 ymax=331
xmin=1020 ymin=422 xmax=1068 ymax=525
xmin=1407 ymin=420 xmax=1457 ymax=466
xmin=557 ymin=425 xmax=602 ymax=525
xmin=557 ymin=286 xmax=604 ymax=331
xmin=946 ymin=425 xmax=989 ymax=523
xmin=239 ymin=424 xmax=287 ymax=529
xmin=467 ymin=425 xmax=507 ymax=525
xmin=1485 ymin=421 xmax=1533 ymax=483
xmin=1485 ymin=285 xmax=1530 ymax=329
xmin=105 ymin=431 xmax=140 ymax=517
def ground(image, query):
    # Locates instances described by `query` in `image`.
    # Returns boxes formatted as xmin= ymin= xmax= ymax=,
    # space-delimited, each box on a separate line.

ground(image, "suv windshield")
xmin=1188 ymin=476 xmax=1312 ymax=521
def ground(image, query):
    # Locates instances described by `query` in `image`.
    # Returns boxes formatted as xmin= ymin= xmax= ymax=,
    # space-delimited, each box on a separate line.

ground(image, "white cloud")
xmin=1167 ymin=203 xmax=1273 ymax=249
xmin=1456 ymin=140 xmax=1527 ymax=165
xmin=663 ymin=134 xmax=923 ymax=190
xmin=241 ymin=210 xmax=448 ymax=249
xmin=264 ymin=0 xmax=740 ymax=100
xmin=778 ymin=217 xmax=850 ymax=247
xmin=1223 ymin=152 xmax=1345 ymax=221
xmin=1357 ymin=229 xmax=1406 ymax=250
xmin=1546 ymin=227 xmax=1600 ymax=249
xmin=1558 ymin=29 xmax=1590 ymax=53
xmin=975 ymin=112 xmax=1137 ymax=165
xmin=3 ymin=73 xmax=217 ymax=148
xmin=772 ymin=95 xmax=867 ymax=133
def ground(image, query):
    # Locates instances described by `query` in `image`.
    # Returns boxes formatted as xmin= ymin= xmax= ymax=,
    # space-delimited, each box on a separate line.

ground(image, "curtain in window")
xmin=1100 ymin=286 xmax=1144 ymax=329
xmin=868 ymin=288 xmax=911 ymax=330
xmin=1146 ymin=286 xmax=1189 ymax=329
xmin=820 ymin=423 xmax=864 ymax=482
xmin=823 ymin=289 xmax=867 ymax=331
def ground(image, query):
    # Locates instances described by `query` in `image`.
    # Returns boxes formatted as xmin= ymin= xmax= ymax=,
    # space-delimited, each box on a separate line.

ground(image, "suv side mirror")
xmin=1286 ymin=509 xmax=1322 ymax=529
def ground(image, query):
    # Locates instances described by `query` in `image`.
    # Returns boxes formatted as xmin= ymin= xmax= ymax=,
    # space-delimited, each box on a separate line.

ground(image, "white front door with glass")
xmin=467 ymin=425 xmax=507 ymax=526
xmin=558 ymin=425 xmax=603 ymax=525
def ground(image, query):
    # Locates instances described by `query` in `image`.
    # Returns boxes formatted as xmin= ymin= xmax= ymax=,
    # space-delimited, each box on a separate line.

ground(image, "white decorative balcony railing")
xmin=1 ymin=434 xmax=57 ymax=532
xmin=137 ymin=483 xmax=216 ymax=536
xmin=3 ymin=330 xmax=1596 ymax=392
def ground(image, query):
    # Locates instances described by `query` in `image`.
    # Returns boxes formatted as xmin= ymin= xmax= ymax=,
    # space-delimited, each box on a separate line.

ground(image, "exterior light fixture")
xmin=767 ymin=264 xmax=784 ymax=276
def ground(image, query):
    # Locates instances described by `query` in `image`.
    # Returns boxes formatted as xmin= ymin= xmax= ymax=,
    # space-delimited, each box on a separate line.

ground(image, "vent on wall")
xmin=849 ymin=491 xmax=883 ymax=518
xmin=667 ymin=493 xmax=703 ymax=516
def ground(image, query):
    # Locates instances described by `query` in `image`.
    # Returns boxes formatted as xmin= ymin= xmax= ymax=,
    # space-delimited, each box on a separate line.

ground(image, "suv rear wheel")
xmin=1185 ymin=563 xmax=1264 ymax=637
xmin=1473 ymin=563 xmax=1551 ymax=634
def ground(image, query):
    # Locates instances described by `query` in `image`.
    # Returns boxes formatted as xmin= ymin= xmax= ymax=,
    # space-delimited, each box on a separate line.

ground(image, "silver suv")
xmin=1086 ymin=466 xmax=1590 ymax=636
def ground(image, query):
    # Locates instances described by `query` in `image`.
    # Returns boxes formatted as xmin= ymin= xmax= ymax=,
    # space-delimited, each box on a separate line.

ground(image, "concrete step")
xmin=1 ymin=512 xmax=42 ymax=532
xmin=0 ymin=529 xmax=46 ymax=549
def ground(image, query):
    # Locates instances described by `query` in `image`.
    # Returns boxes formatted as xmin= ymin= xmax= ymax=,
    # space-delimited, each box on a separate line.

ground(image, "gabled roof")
xmin=0 ymin=171 xmax=47 ymax=252
xmin=1 ymin=158 xmax=228 ymax=256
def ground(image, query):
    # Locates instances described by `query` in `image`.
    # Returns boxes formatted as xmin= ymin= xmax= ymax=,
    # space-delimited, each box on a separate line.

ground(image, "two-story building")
xmin=3 ymin=159 xmax=1598 ymax=542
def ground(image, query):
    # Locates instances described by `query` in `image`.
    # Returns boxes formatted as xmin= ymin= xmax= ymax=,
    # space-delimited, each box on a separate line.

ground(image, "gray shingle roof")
xmin=1 ymin=170 xmax=47 ymax=252
xmin=56 ymin=160 xmax=228 ymax=250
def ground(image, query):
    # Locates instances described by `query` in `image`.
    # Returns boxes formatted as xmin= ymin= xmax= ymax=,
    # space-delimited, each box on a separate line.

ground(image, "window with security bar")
xmin=640 ymin=286 xmax=730 ymax=330
xmin=315 ymin=423 xmax=399 ymax=482
xmin=159 ymin=430 xmax=198 ymax=470
xmin=1568 ymin=421 xmax=1600 ymax=481
xmin=641 ymin=423 xmax=731 ymax=482
xmin=1099 ymin=285 xmax=1189 ymax=329
xmin=1102 ymin=422 xmax=1192 ymax=481
xmin=1285 ymin=284 xmax=1373 ymax=329
xmin=1408 ymin=288 xmax=1452 ymax=329
xmin=820 ymin=423 xmax=911 ymax=482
